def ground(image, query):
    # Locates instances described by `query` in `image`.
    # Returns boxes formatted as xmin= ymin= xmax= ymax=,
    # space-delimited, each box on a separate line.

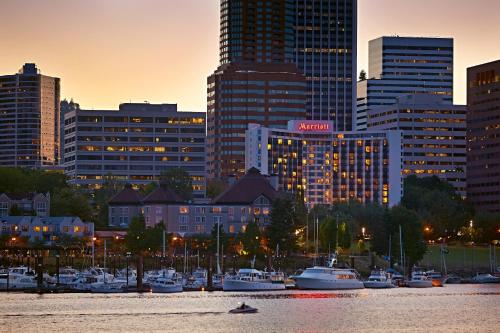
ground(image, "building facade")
xmin=207 ymin=63 xmax=307 ymax=179
xmin=294 ymin=0 xmax=357 ymax=128
xmin=466 ymin=60 xmax=500 ymax=212
xmin=0 ymin=63 xmax=61 ymax=167
xmin=108 ymin=168 xmax=281 ymax=234
xmin=245 ymin=121 xmax=402 ymax=207
xmin=367 ymin=94 xmax=466 ymax=196
xmin=0 ymin=216 xmax=93 ymax=244
xmin=356 ymin=37 xmax=453 ymax=130
xmin=63 ymin=103 xmax=206 ymax=197
xmin=0 ymin=192 xmax=50 ymax=217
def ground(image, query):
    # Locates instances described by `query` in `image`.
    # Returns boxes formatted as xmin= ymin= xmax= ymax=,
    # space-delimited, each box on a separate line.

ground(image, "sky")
xmin=0 ymin=0 xmax=499 ymax=111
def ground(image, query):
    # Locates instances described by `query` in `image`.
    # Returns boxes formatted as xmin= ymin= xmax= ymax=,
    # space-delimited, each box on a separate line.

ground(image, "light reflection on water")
xmin=0 ymin=285 xmax=498 ymax=333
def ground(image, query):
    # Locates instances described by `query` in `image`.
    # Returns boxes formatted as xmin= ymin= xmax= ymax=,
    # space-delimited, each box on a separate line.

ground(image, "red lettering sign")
xmin=297 ymin=122 xmax=330 ymax=132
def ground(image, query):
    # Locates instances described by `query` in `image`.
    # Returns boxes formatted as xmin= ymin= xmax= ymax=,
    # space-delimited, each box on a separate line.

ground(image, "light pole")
xmin=92 ymin=237 xmax=96 ymax=267
xmin=126 ymin=252 xmax=131 ymax=288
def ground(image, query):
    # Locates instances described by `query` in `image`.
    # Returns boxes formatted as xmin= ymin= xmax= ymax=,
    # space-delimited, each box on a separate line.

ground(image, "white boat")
xmin=407 ymin=271 xmax=433 ymax=288
xmin=364 ymin=270 xmax=396 ymax=288
xmin=223 ymin=268 xmax=286 ymax=291
xmin=294 ymin=266 xmax=364 ymax=290
xmin=151 ymin=277 xmax=183 ymax=293
xmin=145 ymin=268 xmax=177 ymax=283
xmin=90 ymin=282 xmax=125 ymax=293
xmin=472 ymin=273 xmax=500 ymax=284
xmin=185 ymin=267 xmax=208 ymax=289
xmin=425 ymin=270 xmax=445 ymax=287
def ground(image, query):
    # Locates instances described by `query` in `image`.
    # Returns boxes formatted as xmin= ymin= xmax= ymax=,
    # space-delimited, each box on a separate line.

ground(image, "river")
xmin=0 ymin=285 xmax=498 ymax=333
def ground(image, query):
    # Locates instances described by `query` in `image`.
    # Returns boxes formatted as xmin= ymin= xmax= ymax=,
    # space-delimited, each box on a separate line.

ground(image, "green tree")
xmin=473 ymin=212 xmax=500 ymax=243
xmin=268 ymin=197 xmax=298 ymax=254
xmin=206 ymin=179 xmax=228 ymax=199
xmin=159 ymin=168 xmax=192 ymax=201
xmin=240 ymin=220 xmax=262 ymax=256
xmin=319 ymin=215 xmax=352 ymax=251
xmin=124 ymin=215 xmax=148 ymax=254
xmin=209 ymin=222 xmax=228 ymax=254
xmin=51 ymin=188 xmax=93 ymax=221
xmin=93 ymin=174 xmax=123 ymax=227
xmin=144 ymin=222 xmax=165 ymax=253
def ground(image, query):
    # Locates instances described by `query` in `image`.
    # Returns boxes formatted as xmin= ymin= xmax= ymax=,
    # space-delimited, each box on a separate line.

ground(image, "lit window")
xmin=42 ymin=226 xmax=49 ymax=232
xmin=179 ymin=207 xmax=189 ymax=214
xmin=213 ymin=207 xmax=222 ymax=213
xmin=74 ymin=226 xmax=80 ymax=233
xmin=33 ymin=226 xmax=41 ymax=232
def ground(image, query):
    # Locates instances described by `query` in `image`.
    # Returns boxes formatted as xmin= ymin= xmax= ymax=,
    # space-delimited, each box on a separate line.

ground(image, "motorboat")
xmin=294 ymin=266 xmax=364 ymax=290
xmin=425 ymin=270 xmax=445 ymax=287
xmin=223 ymin=268 xmax=286 ymax=291
xmin=90 ymin=282 xmax=125 ymax=293
xmin=363 ymin=269 xmax=396 ymax=288
xmin=386 ymin=268 xmax=404 ymax=281
xmin=472 ymin=273 xmax=500 ymax=284
xmin=151 ymin=277 xmax=183 ymax=293
xmin=184 ymin=267 xmax=207 ymax=289
xmin=407 ymin=270 xmax=433 ymax=288
xmin=229 ymin=303 xmax=258 ymax=314
xmin=145 ymin=268 xmax=177 ymax=283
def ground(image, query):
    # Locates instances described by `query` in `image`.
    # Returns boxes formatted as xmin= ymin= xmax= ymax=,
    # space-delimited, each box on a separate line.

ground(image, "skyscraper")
xmin=294 ymin=0 xmax=357 ymax=129
xmin=356 ymin=37 xmax=453 ymax=130
xmin=466 ymin=60 xmax=500 ymax=213
xmin=0 ymin=63 xmax=61 ymax=168
xmin=207 ymin=0 xmax=358 ymax=180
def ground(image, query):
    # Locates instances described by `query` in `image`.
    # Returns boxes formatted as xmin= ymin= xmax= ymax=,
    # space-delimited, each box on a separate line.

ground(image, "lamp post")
xmin=126 ymin=252 xmax=131 ymax=288
xmin=92 ymin=237 xmax=96 ymax=267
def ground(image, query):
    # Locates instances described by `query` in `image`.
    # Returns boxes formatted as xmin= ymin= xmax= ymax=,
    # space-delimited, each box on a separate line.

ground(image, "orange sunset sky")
xmin=0 ymin=0 xmax=499 ymax=111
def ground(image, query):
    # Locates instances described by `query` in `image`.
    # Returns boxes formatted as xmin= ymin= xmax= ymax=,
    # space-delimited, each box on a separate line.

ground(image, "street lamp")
xmin=92 ymin=237 xmax=97 ymax=267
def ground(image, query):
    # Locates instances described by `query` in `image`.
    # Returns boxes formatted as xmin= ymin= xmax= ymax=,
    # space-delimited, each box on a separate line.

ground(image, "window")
xmin=74 ymin=226 xmax=80 ymax=233
xmin=63 ymin=226 xmax=69 ymax=233
xmin=195 ymin=216 xmax=206 ymax=224
xmin=179 ymin=215 xmax=188 ymax=232
xmin=36 ymin=202 xmax=47 ymax=216
xmin=0 ymin=202 xmax=8 ymax=216
xmin=253 ymin=207 xmax=261 ymax=215
xmin=156 ymin=207 xmax=162 ymax=215
xmin=213 ymin=216 xmax=222 ymax=225
xmin=229 ymin=225 xmax=235 ymax=233
xmin=179 ymin=207 xmax=189 ymax=214
xmin=212 ymin=207 xmax=222 ymax=213
xmin=228 ymin=207 xmax=234 ymax=216
xmin=263 ymin=207 xmax=270 ymax=215
xmin=195 ymin=207 xmax=206 ymax=214
xmin=21 ymin=225 xmax=29 ymax=232
xmin=42 ymin=226 xmax=49 ymax=232
xmin=33 ymin=226 xmax=41 ymax=232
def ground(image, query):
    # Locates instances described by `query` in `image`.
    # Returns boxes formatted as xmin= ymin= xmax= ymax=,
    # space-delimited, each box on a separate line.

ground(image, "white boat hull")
xmin=363 ymin=281 xmax=396 ymax=289
xmin=152 ymin=285 xmax=183 ymax=293
xmin=295 ymin=277 xmax=364 ymax=290
xmin=223 ymin=279 xmax=285 ymax=291
xmin=407 ymin=280 xmax=433 ymax=288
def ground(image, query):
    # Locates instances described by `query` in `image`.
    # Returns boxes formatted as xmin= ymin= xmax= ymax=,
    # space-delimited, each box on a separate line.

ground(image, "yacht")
xmin=425 ymin=270 xmax=445 ymax=287
xmin=90 ymin=281 xmax=125 ymax=293
xmin=472 ymin=273 xmax=500 ymax=284
xmin=407 ymin=271 xmax=433 ymax=288
xmin=294 ymin=267 xmax=364 ymax=290
xmin=184 ymin=267 xmax=207 ymax=289
xmin=223 ymin=268 xmax=286 ymax=291
xmin=363 ymin=270 xmax=396 ymax=288
xmin=152 ymin=277 xmax=183 ymax=293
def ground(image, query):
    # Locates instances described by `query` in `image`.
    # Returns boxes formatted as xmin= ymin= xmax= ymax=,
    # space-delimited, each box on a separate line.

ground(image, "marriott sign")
xmin=288 ymin=120 xmax=334 ymax=133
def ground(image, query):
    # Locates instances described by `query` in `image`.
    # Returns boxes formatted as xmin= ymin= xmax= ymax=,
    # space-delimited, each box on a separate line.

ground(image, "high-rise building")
xmin=63 ymin=103 xmax=206 ymax=198
xmin=0 ymin=63 xmax=61 ymax=167
xmin=246 ymin=121 xmax=402 ymax=207
xmin=219 ymin=0 xmax=295 ymax=65
xmin=367 ymin=94 xmax=466 ymax=196
xmin=207 ymin=63 xmax=307 ymax=179
xmin=356 ymin=37 xmax=453 ymax=130
xmin=466 ymin=60 xmax=500 ymax=213
xmin=294 ymin=0 xmax=357 ymax=129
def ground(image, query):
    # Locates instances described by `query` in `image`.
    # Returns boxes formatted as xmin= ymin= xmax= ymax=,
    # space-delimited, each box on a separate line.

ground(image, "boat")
xmin=184 ymin=267 xmax=207 ymax=290
xmin=471 ymin=273 xmax=500 ymax=284
xmin=229 ymin=303 xmax=258 ymax=314
xmin=223 ymin=268 xmax=286 ymax=291
xmin=444 ymin=275 xmax=462 ymax=284
xmin=363 ymin=269 xmax=396 ymax=288
xmin=90 ymin=282 xmax=125 ymax=293
xmin=294 ymin=266 xmax=364 ymax=290
xmin=425 ymin=270 xmax=445 ymax=287
xmin=407 ymin=270 xmax=433 ymax=288
xmin=151 ymin=277 xmax=183 ymax=293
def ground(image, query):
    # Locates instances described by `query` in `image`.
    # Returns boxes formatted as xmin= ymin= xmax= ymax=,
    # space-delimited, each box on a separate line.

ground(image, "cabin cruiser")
xmin=472 ymin=273 xmax=500 ymax=284
xmin=90 ymin=281 xmax=125 ymax=293
xmin=185 ymin=267 xmax=207 ymax=289
xmin=407 ymin=270 xmax=433 ymax=288
xmin=363 ymin=270 xmax=396 ymax=288
xmin=294 ymin=267 xmax=364 ymax=290
xmin=151 ymin=276 xmax=183 ymax=293
xmin=145 ymin=268 xmax=177 ymax=283
xmin=425 ymin=270 xmax=445 ymax=287
xmin=223 ymin=268 xmax=286 ymax=291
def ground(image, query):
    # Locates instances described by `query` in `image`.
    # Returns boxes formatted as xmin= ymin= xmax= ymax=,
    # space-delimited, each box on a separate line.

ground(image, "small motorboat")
xmin=363 ymin=269 xmax=396 ymax=288
xmin=229 ymin=303 xmax=258 ymax=314
xmin=472 ymin=273 xmax=500 ymax=284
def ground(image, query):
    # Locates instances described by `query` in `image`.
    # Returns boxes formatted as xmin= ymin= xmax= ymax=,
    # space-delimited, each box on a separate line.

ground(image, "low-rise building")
xmin=108 ymin=168 xmax=281 ymax=234
xmin=0 ymin=216 xmax=94 ymax=245
xmin=0 ymin=192 xmax=50 ymax=217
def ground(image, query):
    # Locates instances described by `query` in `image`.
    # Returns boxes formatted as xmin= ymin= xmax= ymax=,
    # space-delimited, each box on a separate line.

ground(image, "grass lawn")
xmin=421 ymin=244 xmax=498 ymax=273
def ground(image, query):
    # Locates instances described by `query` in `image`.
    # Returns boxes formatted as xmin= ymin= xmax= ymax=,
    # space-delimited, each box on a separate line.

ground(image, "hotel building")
xmin=63 ymin=103 xmax=206 ymax=198
xmin=356 ymin=37 xmax=453 ymax=130
xmin=367 ymin=94 xmax=466 ymax=196
xmin=467 ymin=60 xmax=500 ymax=212
xmin=0 ymin=63 xmax=60 ymax=167
xmin=245 ymin=120 xmax=402 ymax=207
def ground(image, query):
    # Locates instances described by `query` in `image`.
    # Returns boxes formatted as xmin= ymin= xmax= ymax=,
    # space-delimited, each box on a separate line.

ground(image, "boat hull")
xmin=152 ymin=285 xmax=183 ymax=293
xmin=223 ymin=279 xmax=285 ymax=291
xmin=295 ymin=277 xmax=364 ymax=290
xmin=363 ymin=281 xmax=396 ymax=289
xmin=407 ymin=280 xmax=433 ymax=288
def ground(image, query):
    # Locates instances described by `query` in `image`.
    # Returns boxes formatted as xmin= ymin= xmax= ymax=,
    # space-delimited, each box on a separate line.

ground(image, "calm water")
xmin=0 ymin=285 xmax=499 ymax=333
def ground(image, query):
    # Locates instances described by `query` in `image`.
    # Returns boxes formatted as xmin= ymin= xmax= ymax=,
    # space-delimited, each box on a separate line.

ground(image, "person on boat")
xmin=239 ymin=302 xmax=246 ymax=309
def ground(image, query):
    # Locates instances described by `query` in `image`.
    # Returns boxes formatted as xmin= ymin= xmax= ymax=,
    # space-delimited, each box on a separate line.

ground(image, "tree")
xmin=473 ymin=212 xmax=500 ymax=243
xmin=8 ymin=204 xmax=23 ymax=216
xmin=240 ymin=220 xmax=262 ymax=256
xmin=209 ymin=222 xmax=228 ymax=254
xmin=206 ymin=179 xmax=228 ymax=199
xmin=93 ymin=174 xmax=123 ymax=227
xmin=124 ymin=215 xmax=148 ymax=254
xmin=388 ymin=205 xmax=427 ymax=270
xmin=359 ymin=69 xmax=367 ymax=81
xmin=319 ymin=215 xmax=352 ymax=251
xmin=268 ymin=197 xmax=298 ymax=254
xmin=51 ymin=188 xmax=93 ymax=221
xmin=159 ymin=168 xmax=192 ymax=201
